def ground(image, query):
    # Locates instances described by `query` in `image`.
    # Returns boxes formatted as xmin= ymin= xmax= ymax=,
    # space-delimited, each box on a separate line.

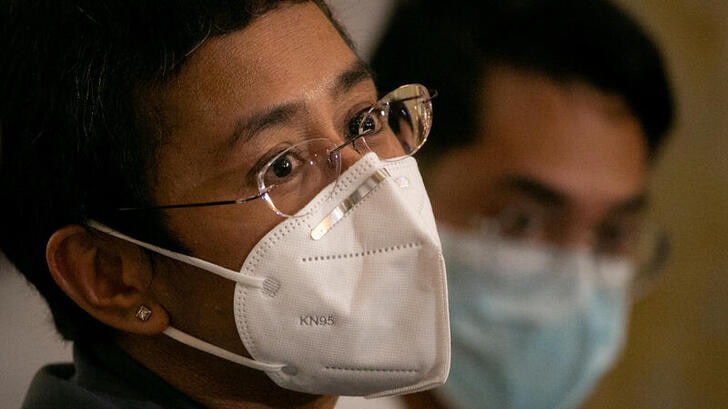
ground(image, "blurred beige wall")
xmin=582 ymin=1 xmax=728 ymax=408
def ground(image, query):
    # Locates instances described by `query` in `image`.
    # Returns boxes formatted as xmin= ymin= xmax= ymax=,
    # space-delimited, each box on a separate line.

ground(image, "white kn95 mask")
xmin=88 ymin=152 xmax=450 ymax=398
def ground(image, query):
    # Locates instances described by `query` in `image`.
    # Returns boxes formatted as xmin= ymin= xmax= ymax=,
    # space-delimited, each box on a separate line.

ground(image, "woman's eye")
xmin=270 ymin=155 xmax=293 ymax=178
xmin=260 ymin=147 xmax=306 ymax=187
xmin=347 ymin=108 xmax=383 ymax=138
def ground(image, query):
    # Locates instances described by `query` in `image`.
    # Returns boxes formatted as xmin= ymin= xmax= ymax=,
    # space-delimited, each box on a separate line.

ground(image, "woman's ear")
xmin=46 ymin=224 xmax=169 ymax=335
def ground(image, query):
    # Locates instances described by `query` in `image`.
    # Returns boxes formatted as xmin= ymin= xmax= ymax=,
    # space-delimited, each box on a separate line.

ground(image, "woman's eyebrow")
xmin=238 ymin=61 xmax=373 ymax=142
xmin=222 ymin=60 xmax=374 ymax=156
xmin=227 ymin=60 xmax=373 ymax=147
xmin=332 ymin=60 xmax=374 ymax=97
xmin=233 ymin=101 xmax=306 ymax=146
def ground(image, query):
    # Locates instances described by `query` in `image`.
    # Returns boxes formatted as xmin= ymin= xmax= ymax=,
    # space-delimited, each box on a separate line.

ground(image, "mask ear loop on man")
xmin=85 ymin=220 xmax=286 ymax=373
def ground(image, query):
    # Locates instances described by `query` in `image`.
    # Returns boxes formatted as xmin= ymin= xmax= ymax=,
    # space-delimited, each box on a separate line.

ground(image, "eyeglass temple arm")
xmin=117 ymin=190 xmax=268 ymax=212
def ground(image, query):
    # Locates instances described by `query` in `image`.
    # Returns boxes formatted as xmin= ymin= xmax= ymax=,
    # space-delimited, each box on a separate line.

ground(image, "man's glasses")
xmin=473 ymin=209 xmax=671 ymax=296
xmin=119 ymin=83 xmax=435 ymax=218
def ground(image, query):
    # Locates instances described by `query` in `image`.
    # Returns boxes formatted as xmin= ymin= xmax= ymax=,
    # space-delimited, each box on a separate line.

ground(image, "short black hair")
xmin=0 ymin=0 xmax=348 ymax=342
xmin=371 ymin=0 xmax=675 ymax=162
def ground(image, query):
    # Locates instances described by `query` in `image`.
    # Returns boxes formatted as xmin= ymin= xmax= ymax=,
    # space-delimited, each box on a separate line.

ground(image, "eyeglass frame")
xmin=471 ymin=211 xmax=671 ymax=296
xmin=117 ymin=83 xmax=437 ymax=216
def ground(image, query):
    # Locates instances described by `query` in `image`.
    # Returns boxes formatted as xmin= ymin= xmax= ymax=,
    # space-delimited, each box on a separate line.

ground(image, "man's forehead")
xmin=495 ymin=172 xmax=647 ymax=220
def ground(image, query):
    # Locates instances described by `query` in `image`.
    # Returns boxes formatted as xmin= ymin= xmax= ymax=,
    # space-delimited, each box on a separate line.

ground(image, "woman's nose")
xmin=338 ymin=145 xmax=364 ymax=172
xmin=331 ymin=136 xmax=372 ymax=172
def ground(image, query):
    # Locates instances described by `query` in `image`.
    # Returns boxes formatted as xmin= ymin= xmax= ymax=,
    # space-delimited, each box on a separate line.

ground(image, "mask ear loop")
xmin=85 ymin=220 xmax=286 ymax=373
xmin=163 ymin=327 xmax=285 ymax=372
xmin=86 ymin=220 xmax=268 ymax=288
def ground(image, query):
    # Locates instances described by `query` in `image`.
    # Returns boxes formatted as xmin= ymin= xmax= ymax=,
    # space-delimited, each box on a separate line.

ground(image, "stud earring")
xmin=135 ymin=305 xmax=152 ymax=322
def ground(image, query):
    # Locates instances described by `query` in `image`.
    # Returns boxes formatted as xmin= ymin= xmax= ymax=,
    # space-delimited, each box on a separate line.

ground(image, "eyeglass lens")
xmin=258 ymin=84 xmax=433 ymax=217
xmin=258 ymin=138 xmax=340 ymax=217
xmin=477 ymin=209 xmax=669 ymax=279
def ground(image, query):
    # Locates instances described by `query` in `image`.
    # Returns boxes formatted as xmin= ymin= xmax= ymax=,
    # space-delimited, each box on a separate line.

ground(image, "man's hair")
xmin=371 ymin=0 xmax=675 ymax=162
xmin=0 ymin=0 xmax=350 ymax=341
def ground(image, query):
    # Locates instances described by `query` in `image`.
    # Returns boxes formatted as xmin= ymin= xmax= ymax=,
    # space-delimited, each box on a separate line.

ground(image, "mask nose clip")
xmin=310 ymin=167 xmax=389 ymax=240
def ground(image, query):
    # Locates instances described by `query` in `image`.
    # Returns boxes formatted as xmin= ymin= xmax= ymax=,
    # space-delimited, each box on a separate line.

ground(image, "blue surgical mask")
xmin=435 ymin=223 xmax=634 ymax=409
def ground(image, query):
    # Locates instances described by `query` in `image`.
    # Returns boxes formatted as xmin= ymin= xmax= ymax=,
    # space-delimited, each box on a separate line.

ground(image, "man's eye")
xmin=597 ymin=222 xmax=639 ymax=257
xmin=500 ymin=214 xmax=538 ymax=238
xmin=499 ymin=212 xmax=542 ymax=239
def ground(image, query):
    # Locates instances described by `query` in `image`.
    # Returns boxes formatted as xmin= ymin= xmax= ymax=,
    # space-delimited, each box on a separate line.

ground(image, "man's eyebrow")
xmin=610 ymin=193 xmax=648 ymax=214
xmin=503 ymin=175 xmax=649 ymax=215
xmin=226 ymin=61 xmax=373 ymax=151
xmin=501 ymin=176 xmax=567 ymax=207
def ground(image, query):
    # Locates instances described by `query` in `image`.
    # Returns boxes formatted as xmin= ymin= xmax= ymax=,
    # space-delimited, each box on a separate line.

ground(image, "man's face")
xmin=141 ymin=2 xmax=377 ymax=360
xmin=429 ymin=66 xmax=647 ymax=256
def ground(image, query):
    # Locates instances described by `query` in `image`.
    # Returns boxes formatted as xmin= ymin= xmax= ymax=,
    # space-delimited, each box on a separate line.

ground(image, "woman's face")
xmin=135 ymin=1 xmax=376 ymax=398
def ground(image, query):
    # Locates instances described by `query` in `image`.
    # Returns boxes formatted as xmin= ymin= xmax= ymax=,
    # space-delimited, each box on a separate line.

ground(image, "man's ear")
xmin=46 ymin=224 xmax=169 ymax=335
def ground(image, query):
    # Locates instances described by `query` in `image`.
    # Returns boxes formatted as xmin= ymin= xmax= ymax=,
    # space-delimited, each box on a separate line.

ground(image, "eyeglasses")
xmin=119 ymin=83 xmax=435 ymax=218
xmin=473 ymin=209 xmax=671 ymax=290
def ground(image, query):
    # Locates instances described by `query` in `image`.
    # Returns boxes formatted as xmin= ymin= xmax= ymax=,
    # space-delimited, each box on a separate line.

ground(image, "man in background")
xmin=338 ymin=0 xmax=674 ymax=408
